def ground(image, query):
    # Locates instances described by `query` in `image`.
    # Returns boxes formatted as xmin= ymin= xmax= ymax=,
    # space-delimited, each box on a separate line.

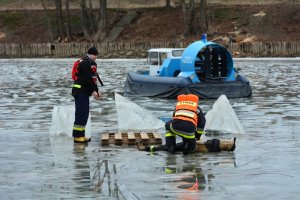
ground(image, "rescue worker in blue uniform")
xmin=164 ymin=94 xmax=205 ymax=155
xmin=137 ymin=94 xmax=206 ymax=155
xmin=72 ymin=46 xmax=102 ymax=143
xmin=136 ymin=94 xmax=236 ymax=154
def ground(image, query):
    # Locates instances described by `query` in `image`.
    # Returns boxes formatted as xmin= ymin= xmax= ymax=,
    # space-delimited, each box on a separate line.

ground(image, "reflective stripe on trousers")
xmin=73 ymin=93 xmax=89 ymax=138
xmin=73 ymin=124 xmax=85 ymax=131
xmin=196 ymin=129 xmax=205 ymax=135
xmin=170 ymin=123 xmax=195 ymax=139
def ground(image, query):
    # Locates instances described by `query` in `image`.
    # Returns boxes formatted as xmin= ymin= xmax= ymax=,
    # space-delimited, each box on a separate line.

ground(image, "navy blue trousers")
xmin=165 ymin=120 xmax=197 ymax=155
xmin=73 ymin=93 xmax=89 ymax=138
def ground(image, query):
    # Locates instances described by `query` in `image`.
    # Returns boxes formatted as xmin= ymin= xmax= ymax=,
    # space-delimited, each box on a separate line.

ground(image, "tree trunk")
xmin=188 ymin=0 xmax=195 ymax=35
xmin=181 ymin=0 xmax=194 ymax=37
xmin=88 ymin=0 xmax=97 ymax=34
xmin=79 ymin=0 xmax=107 ymax=41
xmin=166 ymin=0 xmax=171 ymax=8
xmin=181 ymin=0 xmax=187 ymax=36
xmin=292 ymin=0 xmax=295 ymax=12
xmin=65 ymin=0 xmax=72 ymax=41
xmin=79 ymin=0 xmax=93 ymax=40
xmin=55 ymin=0 xmax=65 ymax=41
xmin=94 ymin=0 xmax=107 ymax=41
xmin=41 ymin=0 xmax=54 ymax=41
xmin=199 ymin=0 xmax=208 ymax=34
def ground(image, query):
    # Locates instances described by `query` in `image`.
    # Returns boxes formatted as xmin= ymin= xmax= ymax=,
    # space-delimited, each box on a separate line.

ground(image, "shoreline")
xmin=1 ymin=0 xmax=298 ymax=11
xmin=0 ymin=2 xmax=299 ymax=49
xmin=0 ymin=41 xmax=299 ymax=58
xmin=1 ymin=57 xmax=300 ymax=61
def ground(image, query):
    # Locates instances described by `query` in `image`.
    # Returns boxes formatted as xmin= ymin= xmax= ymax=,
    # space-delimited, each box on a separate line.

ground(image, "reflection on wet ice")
xmin=1 ymin=58 xmax=300 ymax=199
xmin=163 ymin=153 xmax=236 ymax=193
xmin=90 ymin=159 xmax=125 ymax=197
xmin=72 ymin=144 xmax=91 ymax=193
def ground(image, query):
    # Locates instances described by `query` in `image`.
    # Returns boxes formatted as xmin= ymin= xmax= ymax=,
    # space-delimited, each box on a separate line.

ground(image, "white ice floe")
xmin=204 ymin=95 xmax=245 ymax=134
xmin=115 ymin=92 xmax=165 ymax=131
xmin=50 ymin=105 xmax=91 ymax=138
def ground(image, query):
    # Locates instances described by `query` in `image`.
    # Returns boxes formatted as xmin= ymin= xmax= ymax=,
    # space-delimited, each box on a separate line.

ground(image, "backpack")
xmin=71 ymin=59 xmax=82 ymax=81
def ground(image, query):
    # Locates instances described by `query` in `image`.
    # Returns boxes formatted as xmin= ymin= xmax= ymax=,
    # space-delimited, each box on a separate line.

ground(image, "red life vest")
xmin=71 ymin=59 xmax=82 ymax=81
xmin=72 ymin=59 xmax=98 ymax=83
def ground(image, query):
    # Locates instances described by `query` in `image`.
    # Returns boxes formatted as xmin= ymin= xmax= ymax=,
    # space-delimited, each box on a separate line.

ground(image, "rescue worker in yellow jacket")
xmin=164 ymin=94 xmax=205 ymax=155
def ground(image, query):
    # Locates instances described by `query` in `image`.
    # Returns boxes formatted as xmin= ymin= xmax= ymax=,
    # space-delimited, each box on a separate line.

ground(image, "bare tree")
xmin=65 ymin=0 xmax=72 ymax=41
xmin=293 ymin=0 xmax=295 ymax=11
xmin=88 ymin=0 xmax=97 ymax=33
xmin=94 ymin=0 xmax=108 ymax=41
xmin=79 ymin=0 xmax=108 ymax=41
xmin=198 ymin=0 xmax=208 ymax=34
xmin=41 ymin=0 xmax=54 ymax=41
xmin=80 ymin=0 xmax=93 ymax=40
xmin=166 ymin=0 xmax=171 ymax=8
xmin=55 ymin=0 xmax=65 ymax=40
xmin=181 ymin=0 xmax=187 ymax=36
xmin=181 ymin=0 xmax=195 ymax=37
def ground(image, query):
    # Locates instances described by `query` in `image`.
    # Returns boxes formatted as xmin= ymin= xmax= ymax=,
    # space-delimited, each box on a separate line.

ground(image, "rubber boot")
xmin=182 ymin=139 xmax=197 ymax=155
xmin=165 ymin=131 xmax=176 ymax=153
xmin=74 ymin=137 xmax=91 ymax=144
xmin=136 ymin=141 xmax=156 ymax=151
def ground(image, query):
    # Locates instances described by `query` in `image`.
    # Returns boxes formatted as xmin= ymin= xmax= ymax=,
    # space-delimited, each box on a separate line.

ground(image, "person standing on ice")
xmin=71 ymin=46 xmax=102 ymax=144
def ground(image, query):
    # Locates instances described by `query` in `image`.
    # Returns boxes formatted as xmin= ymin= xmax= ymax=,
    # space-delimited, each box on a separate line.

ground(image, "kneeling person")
xmin=165 ymin=94 xmax=205 ymax=155
xmin=137 ymin=94 xmax=235 ymax=154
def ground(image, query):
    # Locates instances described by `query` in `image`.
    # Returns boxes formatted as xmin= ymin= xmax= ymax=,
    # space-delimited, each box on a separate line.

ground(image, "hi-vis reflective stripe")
xmin=150 ymin=145 xmax=155 ymax=152
xmin=73 ymin=125 xmax=85 ymax=131
xmin=170 ymin=125 xmax=195 ymax=139
xmin=165 ymin=167 xmax=176 ymax=174
xmin=177 ymin=101 xmax=197 ymax=107
xmin=175 ymin=110 xmax=196 ymax=118
xmin=196 ymin=129 xmax=205 ymax=135
xmin=72 ymin=84 xmax=81 ymax=88
xmin=165 ymin=131 xmax=175 ymax=137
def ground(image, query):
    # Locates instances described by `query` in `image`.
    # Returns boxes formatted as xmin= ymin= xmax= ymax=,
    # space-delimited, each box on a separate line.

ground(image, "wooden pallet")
xmin=101 ymin=131 xmax=163 ymax=145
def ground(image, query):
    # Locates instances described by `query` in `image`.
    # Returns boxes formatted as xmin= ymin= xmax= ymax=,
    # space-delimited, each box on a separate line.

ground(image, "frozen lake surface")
xmin=0 ymin=58 xmax=300 ymax=199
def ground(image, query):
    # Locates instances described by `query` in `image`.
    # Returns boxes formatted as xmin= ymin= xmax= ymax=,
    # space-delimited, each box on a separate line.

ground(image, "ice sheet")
xmin=204 ymin=95 xmax=245 ymax=134
xmin=115 ymin=93 xmax=165 ymax=131
xmin=50 ymin=105 xmax=91 ymax=138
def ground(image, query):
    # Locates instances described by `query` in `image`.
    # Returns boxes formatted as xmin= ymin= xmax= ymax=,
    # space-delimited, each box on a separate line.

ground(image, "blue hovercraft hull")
xmin=124 ymin=71 xmax=252 ymax=99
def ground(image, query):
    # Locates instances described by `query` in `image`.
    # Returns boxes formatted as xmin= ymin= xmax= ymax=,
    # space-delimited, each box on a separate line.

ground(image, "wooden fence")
xmin=0 ymin=41 xmax=299 ymax=58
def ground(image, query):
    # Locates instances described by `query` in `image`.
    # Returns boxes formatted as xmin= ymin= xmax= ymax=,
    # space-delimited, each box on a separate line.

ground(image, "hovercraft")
xmin=124 ymin=34 xmax=252 ymax=99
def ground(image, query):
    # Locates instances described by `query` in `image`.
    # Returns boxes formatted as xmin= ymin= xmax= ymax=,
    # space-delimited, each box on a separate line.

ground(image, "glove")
xmin=195 ymin=133 xmax=201 ymax=141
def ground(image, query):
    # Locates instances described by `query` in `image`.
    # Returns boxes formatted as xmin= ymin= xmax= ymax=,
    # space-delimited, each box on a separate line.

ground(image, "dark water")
xmin=0 ymin=58 xmax=300 ymax=200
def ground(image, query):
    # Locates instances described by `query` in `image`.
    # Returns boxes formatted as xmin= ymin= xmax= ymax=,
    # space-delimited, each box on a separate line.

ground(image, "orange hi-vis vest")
xmin=173 ymin=94 xmax=199 ymax=126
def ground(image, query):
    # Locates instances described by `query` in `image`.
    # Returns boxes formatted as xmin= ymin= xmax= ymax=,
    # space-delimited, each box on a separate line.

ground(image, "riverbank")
xmin=1 ymin=41 xmax=300 ymax=58
xmin=0 ymin=42 xmax=300 ymax=58
xmin=0 ymin=1 xmax=299 ymax=58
